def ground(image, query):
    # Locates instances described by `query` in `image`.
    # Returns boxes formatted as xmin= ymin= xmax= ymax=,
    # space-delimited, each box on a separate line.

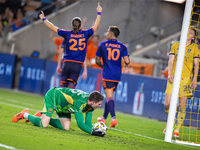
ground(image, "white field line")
xmin=0 ymin=143 xmax=17 ymax=150
xmin=0 ymin=101 xmax=37 ymax=111
xmin=6 ymin=99 xmax=19 ymax=103
xmin=107 ymin=127 xmax=200 ymax=149
xmin=1 ymin=101 xmax=200 ymax=149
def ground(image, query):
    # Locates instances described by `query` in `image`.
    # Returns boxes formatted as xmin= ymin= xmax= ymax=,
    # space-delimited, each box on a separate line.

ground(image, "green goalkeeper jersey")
xmin=47 ymin=87 xmax=94 ymax=134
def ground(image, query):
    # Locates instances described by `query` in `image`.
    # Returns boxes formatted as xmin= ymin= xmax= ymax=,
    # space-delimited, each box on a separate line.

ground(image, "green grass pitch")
xmin=0 ymin=88 xmax=199 ymax=150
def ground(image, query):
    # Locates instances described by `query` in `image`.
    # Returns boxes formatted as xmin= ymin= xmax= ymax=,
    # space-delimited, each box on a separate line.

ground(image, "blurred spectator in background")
xmin=86 ymin=34 xmax=101 ymax=69
xmin=40 ymin=0 xmax=57 ymax=16
xmin=13 ymin=9 xmax=29 ymax=32
xmin=139 ymin=66 xmax=145 ymax=74
xmin=2 ymin=7 xmax=13 ymax=28
xmin=49 ymin=31 xmax=63 ymax=62
xmin=23 ymin=0 xmax=41 ymax=18
xmin=135 ymin=44 xmax=143 ymax=51
xmin=102 ymin=32 xmax=107 ymax=41
xmin=31 ymin=50 xmax=40 ymax=58
xmin=0 ymin=20 xmax=4 ymax=37
xmin=3 ymin=0 xmax=22 ymax=16
xmin=0 ymin=0 xmax=6 ymax=14
xmin=160 ymin=66 xmax=168 ymax=78
xmin=0 ymin=14 xmax=4 ymax=37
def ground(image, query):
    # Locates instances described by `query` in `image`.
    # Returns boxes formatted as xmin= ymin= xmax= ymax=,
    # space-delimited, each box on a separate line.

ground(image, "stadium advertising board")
xmin=17 ymin=60 xmax=200 ymax=127
xmin=0 ymin=53 xmax=16 ymax=88
xmin=42 ymin=60 xmax=60 ymax=95
xmin=77 ymin=68 xmax=200 ymax=127
xmin=19 ymin=56 xmax=45 ymax=94
xmin=76 ymin=68 xmax=168 ymax=120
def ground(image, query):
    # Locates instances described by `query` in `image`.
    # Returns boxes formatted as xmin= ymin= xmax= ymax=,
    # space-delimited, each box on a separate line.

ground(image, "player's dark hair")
xmin=109 ymin=26 xmax=120 ymax=38
xmin=71 ymin=17 xmax=82 ymax=34
xmin=88 ymin=91 xmax=104 ymax=103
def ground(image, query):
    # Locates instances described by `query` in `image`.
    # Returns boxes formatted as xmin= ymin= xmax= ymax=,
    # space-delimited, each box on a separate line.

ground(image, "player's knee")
xmin=42 ymin=123 xmax=48 ymax=128
xmin=41 ymin=120 xmax=49 ymax=128
xmin=63 ymin=125 xmax=70 ymax=131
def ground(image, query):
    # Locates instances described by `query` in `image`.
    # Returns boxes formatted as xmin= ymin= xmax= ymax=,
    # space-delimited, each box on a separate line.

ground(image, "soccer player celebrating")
xmin=12 ymin=88 xmax=105 ymax=137
xmin=95 ymin=26 xmax=130 ymax=127
xmin=40 ymin=2 xmax=102 ymax=89
xmin=163 ymin=27 xmax=199 ymax=138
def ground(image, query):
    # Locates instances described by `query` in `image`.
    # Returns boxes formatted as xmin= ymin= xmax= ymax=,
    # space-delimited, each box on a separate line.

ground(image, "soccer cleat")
xmin=173 ymin=130 xmax=180 ymax=138
xmin=97 ymin=116 xmax=106 ymax=124
xmin=12 ymin=109 xmax=29 ymax=123
xmin=109 ymin=118 xmax=118 ymax=127
xmin=25 ymin=111 xmax=42 ymax=123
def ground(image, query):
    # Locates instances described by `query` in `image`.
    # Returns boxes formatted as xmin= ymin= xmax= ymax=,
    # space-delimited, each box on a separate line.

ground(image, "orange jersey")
xmin=86 ymin=41 xmax=101 ymax=69
xmin=53 ymin=37 xmax=63 ymax=62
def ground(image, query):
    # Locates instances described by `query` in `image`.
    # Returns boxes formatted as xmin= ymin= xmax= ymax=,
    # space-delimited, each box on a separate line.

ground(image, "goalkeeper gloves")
xmin=91 ymin=129 xmax=105 ymax=137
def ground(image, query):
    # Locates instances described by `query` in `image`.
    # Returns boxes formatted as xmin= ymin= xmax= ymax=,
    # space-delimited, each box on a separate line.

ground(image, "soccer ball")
xmin=93 ymin=122 xmax=107 ymax=134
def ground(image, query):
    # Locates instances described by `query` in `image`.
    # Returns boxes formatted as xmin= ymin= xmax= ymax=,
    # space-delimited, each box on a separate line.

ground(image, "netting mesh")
xmin=173 ymin=0 xmax=200 ymax=144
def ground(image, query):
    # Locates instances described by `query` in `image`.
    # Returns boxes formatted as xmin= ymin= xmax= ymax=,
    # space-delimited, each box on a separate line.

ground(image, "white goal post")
xmin=164 ymin=0 xmax=194 ymax=143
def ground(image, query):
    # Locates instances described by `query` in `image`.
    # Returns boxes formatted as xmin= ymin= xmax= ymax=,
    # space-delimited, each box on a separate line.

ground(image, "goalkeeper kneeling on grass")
xmin=12 ymin=87 xmax=105 ymax=137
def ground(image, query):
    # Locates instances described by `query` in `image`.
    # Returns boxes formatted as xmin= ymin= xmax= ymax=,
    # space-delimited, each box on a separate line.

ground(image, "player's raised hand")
xmin=97 ymin=2 xmax=102 ymax=13
xmin=39 ymin=11 xmax=45 ymax=20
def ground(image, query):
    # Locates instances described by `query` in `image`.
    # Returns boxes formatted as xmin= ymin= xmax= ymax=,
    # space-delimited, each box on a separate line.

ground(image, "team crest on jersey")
xmin=48 ymin=108 xmax=53 ymax=114
xmin=187 ymin=49 xmax=191 ymax=53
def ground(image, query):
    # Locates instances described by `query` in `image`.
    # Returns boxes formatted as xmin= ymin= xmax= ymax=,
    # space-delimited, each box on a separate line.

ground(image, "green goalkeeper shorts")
xmin=41 ymin=88 xmax=71 ymax=118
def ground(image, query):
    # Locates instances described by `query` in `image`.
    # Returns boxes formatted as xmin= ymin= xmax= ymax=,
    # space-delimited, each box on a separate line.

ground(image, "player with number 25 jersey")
xmin=58 ymin=29 xmax=94 ymax=63
xmin=39 ymin=2 xmax=102 ymax=89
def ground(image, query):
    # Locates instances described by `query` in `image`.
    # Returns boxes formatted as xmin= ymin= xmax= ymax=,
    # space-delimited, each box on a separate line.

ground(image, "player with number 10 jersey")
xmin=95 ymin=26 xmax=130 ymax=128
xmin=96 ymin=39 xmax=129 ymax=82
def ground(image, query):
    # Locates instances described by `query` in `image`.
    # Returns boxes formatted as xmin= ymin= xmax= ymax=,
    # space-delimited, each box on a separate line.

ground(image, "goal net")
xmin=164 ymin=0 xmax=200 ymax=146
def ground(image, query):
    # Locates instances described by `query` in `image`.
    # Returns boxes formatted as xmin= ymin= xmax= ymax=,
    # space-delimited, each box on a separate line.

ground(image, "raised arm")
xmin=39 ymin=11 xmax=58 ymax=33
xmin=92 ymin=2 xmax=103 ymax=32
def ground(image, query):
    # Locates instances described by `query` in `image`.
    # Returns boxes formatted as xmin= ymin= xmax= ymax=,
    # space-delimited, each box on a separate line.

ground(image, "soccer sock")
xmin=176 ymin=109 xmax=186 ymax=131
xmin=49 ymin=118 xmax=65 ymax=130
xmin=67 ymin=82 xmax=75 ymax=89
xmin=165 ymin=107 xmax=169 ymax=117
xmin=103 ymin=102 xmax=109 ymax=120
xmin=28 ymin=115 xmax=44 ymax=127
xmin=23 ymin=112 xmax=29 ymax=119
xmin=107 ymin=98 xmax=116 ymax=119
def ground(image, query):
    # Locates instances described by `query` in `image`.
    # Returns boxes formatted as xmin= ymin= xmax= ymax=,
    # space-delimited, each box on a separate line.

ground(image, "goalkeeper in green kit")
xmin=12 ymin=87 xmax=105 ymax=137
